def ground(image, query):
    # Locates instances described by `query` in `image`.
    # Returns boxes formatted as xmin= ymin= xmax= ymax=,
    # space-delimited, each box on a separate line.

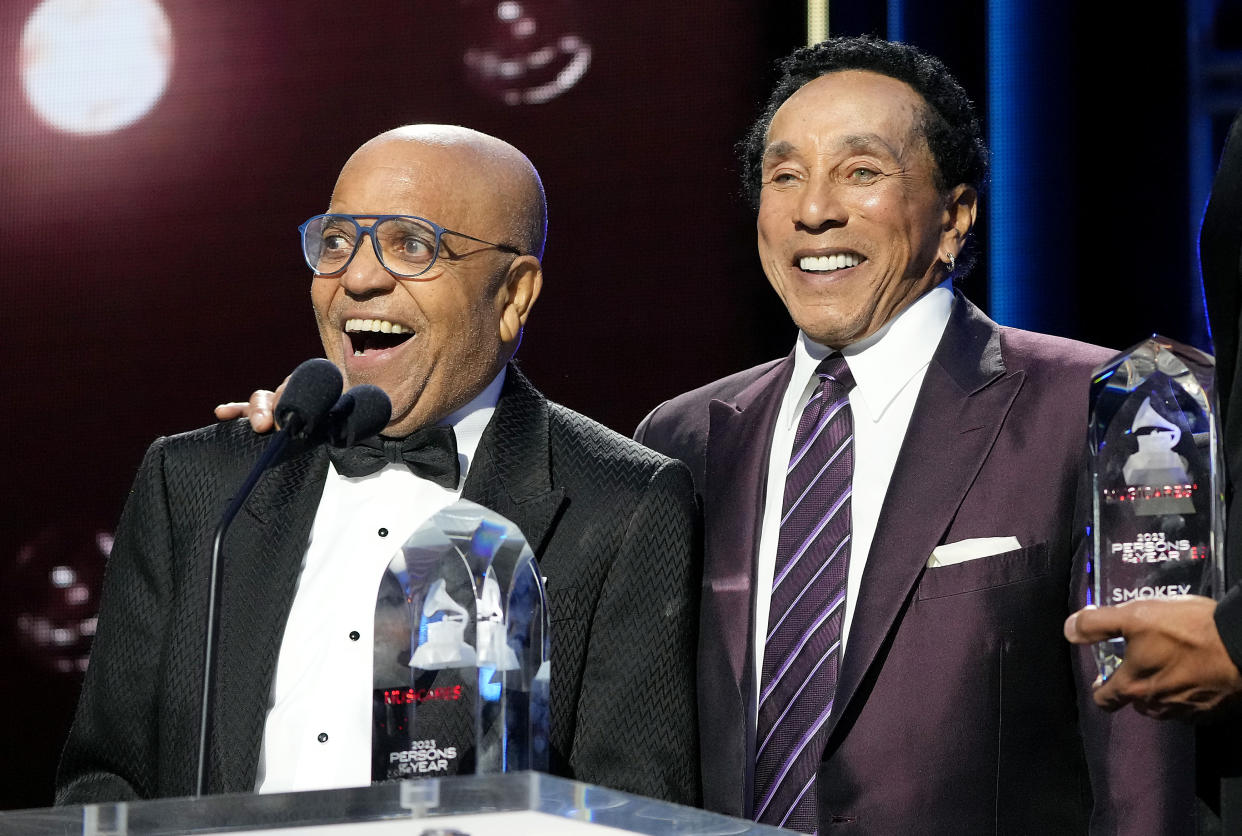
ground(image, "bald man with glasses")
xmin=56 ymin=125 xmax=702 ymax=805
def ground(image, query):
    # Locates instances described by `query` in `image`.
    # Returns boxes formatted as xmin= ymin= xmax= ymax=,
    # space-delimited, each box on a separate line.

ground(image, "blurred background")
xmin=1 ymin=0 xmax=1240 ymax=810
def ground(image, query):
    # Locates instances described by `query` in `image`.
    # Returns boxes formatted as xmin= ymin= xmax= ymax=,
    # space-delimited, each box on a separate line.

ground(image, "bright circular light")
xmin=20 ymin=0 xmax=173 ymax=135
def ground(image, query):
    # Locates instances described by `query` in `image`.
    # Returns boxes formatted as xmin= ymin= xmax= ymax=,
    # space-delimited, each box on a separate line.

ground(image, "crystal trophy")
xmin=1086 ymin=335 xmax=1225 ymax=679
xmin=372 ymin=499 xmax=550 ymax=781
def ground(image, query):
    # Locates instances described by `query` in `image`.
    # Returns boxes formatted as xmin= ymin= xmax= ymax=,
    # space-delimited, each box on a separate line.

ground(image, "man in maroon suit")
xmin=636 ymin=36 xmax=1194 ymax=834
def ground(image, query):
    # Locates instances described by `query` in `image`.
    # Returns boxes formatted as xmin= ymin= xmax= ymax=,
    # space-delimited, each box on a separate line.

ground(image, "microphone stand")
xmin=195 ymin=426 xmax=298 ymax=797
xmin=193 ymin=357 xmax=340 ymax=797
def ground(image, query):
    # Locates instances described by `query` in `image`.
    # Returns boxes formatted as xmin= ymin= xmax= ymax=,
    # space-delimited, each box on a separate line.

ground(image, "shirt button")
xmin=378 ymin=527 xmax=388 ymax=537
xmin=318 ymin=732 xmax=328 ymax=743
xmin=349 ymin=630 xmax=361 ymax=641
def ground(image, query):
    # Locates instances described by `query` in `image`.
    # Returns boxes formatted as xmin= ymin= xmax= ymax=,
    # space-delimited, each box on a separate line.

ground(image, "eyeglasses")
xmin=299 ymin=214 xmax=522 ymax=279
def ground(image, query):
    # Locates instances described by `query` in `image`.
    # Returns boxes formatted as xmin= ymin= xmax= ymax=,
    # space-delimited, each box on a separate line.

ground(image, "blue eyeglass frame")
xmin=298 ymin=213 xmax=523 ymax=279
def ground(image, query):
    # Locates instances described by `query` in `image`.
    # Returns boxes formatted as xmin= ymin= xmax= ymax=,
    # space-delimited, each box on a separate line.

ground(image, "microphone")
xmin=274 ymin=357 xmax=345 ymax=441
xmin=196 ymin=359 xmax=343 ymax=796
xmin=328 ymin=384 xmax=392 ymax=447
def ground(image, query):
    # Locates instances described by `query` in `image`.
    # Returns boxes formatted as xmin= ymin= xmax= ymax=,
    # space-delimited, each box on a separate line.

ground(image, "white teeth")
xmin=799 ymin=253 xmax=863 ymax=272
xmin=345 ymin=317 xmax=408 ymax=334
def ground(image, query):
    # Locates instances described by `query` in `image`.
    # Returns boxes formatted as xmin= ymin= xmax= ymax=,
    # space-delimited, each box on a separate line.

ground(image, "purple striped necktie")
xmin=753 ymin=353 xmax=855 ymax=834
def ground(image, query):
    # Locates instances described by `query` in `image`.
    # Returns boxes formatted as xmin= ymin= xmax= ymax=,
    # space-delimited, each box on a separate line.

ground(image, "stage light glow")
xmin=20 ymin=0 xmax=173 ymax=136
xmin=463 ymin=0 xmax=591 ymax=106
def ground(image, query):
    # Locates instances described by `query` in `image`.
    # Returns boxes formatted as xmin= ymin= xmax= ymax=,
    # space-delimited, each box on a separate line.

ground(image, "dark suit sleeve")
xmin=1067 ymin=466 xmax=1197 ymax=834
xmin=1203 ymin=108 xmax=1242 ymax=639
xmin=1199 ymin=107 xmax=1242 ymax=832
xmin=1216 ymin=586 xmax=1242 ymax=670
xmin=568 ymin=459 xmax=702 ymax=806
xmin=1203 ymin=107 xmax=1242 ymax=673
xmin=1202 ymin=108 xmax=1242 ymax=433
xmin=57 ymin=438 xmax=176 ymax=804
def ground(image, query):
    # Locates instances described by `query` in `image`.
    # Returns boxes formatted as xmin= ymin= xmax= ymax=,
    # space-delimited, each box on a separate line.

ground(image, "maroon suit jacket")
xmin=636 ymin=294 xmax=1196 ymax=834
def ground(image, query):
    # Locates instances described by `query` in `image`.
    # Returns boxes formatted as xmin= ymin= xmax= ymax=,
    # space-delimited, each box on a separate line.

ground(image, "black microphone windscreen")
xmin=329 ymin=384 xmax=392 ymax=447
xmin=274 ymin=358 xmax=343 ymax=440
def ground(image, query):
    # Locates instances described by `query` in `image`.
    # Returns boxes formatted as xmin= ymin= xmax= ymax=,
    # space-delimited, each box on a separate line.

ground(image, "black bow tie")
xmin=328 ymin=426 xmax=460 ymax=488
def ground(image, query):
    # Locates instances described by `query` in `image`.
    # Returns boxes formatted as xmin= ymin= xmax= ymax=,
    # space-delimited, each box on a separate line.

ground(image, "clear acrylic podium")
xmin=0 ymin=772 xmax=793 ymax=834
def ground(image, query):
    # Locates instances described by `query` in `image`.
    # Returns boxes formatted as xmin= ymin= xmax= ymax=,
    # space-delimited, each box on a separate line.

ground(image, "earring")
xmin=944 ymin=252 xmax=956 ymax=273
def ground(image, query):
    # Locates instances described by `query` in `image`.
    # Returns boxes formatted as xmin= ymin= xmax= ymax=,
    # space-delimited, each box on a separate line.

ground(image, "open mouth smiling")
xmin=797 ymin=252 xmax=866 ymax=274
xmin=344 ymin=317 xmax=415 ymax=356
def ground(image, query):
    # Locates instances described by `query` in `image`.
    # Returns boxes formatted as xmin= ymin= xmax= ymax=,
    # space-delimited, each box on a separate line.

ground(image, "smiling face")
xmin=311 ymin=127 xmax=542 ymax=435
xmin=757 ymin=70 xmax=976 ymax=348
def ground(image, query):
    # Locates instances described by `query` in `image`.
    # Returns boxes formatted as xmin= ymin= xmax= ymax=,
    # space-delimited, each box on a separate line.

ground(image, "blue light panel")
xmin=987 ymin=0 xmax=1036 ymax=329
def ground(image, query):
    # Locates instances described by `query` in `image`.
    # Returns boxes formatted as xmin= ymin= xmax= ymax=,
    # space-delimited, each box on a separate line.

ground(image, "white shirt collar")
xmin=332 ymin=366 xmax=505 ymax=486
xmin=786 ymin=281 xmax=954 ymax=427
xmin=438 ymin=366 xmax=505 ymax=475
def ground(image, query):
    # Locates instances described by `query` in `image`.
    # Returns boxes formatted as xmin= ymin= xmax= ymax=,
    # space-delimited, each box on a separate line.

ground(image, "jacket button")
xmin=317 ymin=732 xmax=328 ymax=743
xmin=378 ymin=528 xmax=388 ymax=537
xmin=349 ymin=631 xmax=360 ymax=641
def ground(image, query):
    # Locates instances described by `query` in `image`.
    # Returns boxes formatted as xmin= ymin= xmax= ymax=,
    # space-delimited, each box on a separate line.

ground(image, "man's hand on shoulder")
xmin=1064 ymin=597 xmax=1242 ymax=719
xmin=212 ymin=379 xmax=287 ymax=433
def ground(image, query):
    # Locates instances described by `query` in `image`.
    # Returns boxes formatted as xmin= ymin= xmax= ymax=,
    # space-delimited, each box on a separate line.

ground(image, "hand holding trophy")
xmin=1083 ymin=336 xmax=1226 ymax=691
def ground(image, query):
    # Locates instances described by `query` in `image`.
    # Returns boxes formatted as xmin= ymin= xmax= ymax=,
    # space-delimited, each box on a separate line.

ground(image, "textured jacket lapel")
xmin=826 ymin=295 xmax=1025 ymax=743
xmin=212 ymin=441 xmax=329 ymax=792
xmin=462 ymin=366 xmax=566 ymax=557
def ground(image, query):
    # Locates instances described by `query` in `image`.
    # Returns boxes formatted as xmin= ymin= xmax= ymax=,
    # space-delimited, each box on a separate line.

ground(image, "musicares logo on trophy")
xmin=389 ymin=739 xmax=458 ymax=774
xmin=382 ymin=685 xmax=463 ymax=705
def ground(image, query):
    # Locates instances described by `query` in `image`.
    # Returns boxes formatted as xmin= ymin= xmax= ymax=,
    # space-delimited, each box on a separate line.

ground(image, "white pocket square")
xmin=927 ymin=537 xmax=1021 ymax=568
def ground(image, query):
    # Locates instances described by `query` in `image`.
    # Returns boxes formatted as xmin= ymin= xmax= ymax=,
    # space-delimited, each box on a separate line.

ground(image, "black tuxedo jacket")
xmin=57 ymin=367 xmax=701 ymax=805
xmin=637 ymin=296 xmax=1195 ymax=834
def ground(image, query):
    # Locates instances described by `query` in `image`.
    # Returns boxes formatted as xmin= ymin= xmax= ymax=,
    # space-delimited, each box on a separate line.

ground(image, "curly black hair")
xmin=740 ymin=36 xmax=990 ymax=275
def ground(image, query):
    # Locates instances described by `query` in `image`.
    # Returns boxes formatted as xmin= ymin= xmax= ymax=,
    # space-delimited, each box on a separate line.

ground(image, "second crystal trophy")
xmin=372 ymin=499 xmax=550 ymax=780
xmin=1086 ymin=335 xmax=1225 ymax=679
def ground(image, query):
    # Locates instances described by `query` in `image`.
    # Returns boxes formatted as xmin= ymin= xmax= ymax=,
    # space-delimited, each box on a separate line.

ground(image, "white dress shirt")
xmin=752 ymin=283 xmax=953 ymax=717
xmin=254 ymin=369 xmax=505 ymax=794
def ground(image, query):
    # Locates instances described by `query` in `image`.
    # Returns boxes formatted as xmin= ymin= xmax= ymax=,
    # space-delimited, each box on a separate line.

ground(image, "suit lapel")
xmin=462 ymin=366 xmax=566 ymax=557
xmin=703 ymin=357 xmax=795 ymax=690
xmin=827 ymin=296 xmax=1025 ymax=742
xmin=698 ymin=357 xmax=792 ymax=817
xmin=212 ymin=441 xmax=329 ymax=792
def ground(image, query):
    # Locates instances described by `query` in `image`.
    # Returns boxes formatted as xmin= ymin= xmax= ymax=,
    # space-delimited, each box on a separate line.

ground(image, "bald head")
xmin=312 ymin=124 xmax=546 ymax=434
xmin=338 ymin=124 xmax=547 ymax=260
